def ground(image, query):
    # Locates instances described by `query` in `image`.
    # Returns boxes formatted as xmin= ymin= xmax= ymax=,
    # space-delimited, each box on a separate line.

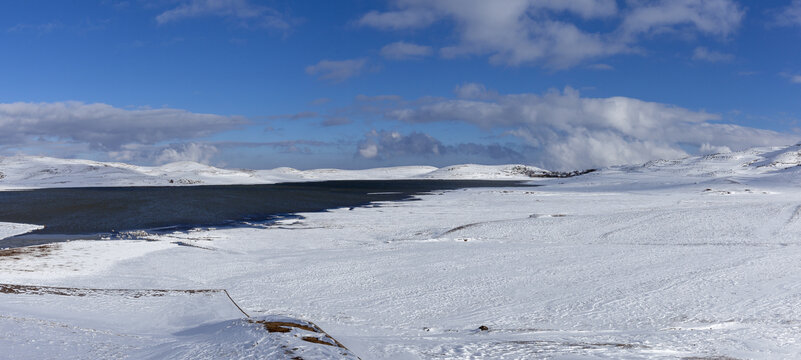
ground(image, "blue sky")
xmin=1 ymin=0 xmax=801 ymax=170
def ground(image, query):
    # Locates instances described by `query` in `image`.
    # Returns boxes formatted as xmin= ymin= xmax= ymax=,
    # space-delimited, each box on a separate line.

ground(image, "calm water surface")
xmin=0 ymin=180 xmax=533 ymax=247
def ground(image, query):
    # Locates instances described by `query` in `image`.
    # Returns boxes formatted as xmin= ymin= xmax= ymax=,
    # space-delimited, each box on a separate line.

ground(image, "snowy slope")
xmin=3 ymin=144 xmax=801 ymax=358
xmin=418 ymin=164 xmax=549 ymax=179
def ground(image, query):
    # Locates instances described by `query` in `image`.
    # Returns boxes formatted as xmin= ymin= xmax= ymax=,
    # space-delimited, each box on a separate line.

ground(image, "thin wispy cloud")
xmin=267 ymin=111 xmax=319 ymax=120
xmin=7 ymin=22 xmax=61 ymax=34
xmin=776 ymin=0 xmax=801 ymax=27
xmin=692 ymin=46 xmax=734 ymax=62
xmin=305 ymin=58 xmax=368 ymax=82
xmin=587 ymin=63 xmax=615 ymax=71
xmin=780 ymin=72 xmax=801 ymax=84
xmin=321 ymin=117 xmax=352 ymax=127
xmin=156 ymin=0 xmax=294 ymax=30
xmin=380 ymin=41 xmax=433 ymax=60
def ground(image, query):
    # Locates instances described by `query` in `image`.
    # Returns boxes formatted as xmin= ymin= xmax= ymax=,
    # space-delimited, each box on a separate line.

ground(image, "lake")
xmin=0 ymin=180 xmax=533 ymax=247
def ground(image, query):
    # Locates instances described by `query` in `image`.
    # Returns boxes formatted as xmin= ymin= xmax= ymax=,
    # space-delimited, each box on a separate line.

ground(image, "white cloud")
xmin=699 ymin=143 xmax=732 ymax=154
xmin=305 ymin=58 xmax=367 ymax=82
xmin=382 ymin=85 xmax=796 ymax=170
xmin=692 ymin=46 xmax=734 ymax=62
xmin=358 ymin=0 xmax=744 ymax=68
xmin=776 ymin=0 xmax=801 ymax=27
xmin=358 ymin=143 xmax=379 ymax=159
xmin=380 ymin=41 xmax=433 ymax=60
xmin=106 ymin=142 xmax=219 ymax=164
xmin=453 ymin=83 xmax=497 ymax=99
xmin=357 ymin=130 xmax=441 ymax=160
xmin=358 ymin=8 xmax=439 ymax=30
xmin=156 ymin=0 xmax=292 ymax=29
xmin=620 ymin=0 xmax=744 ymax=38
xmin=0 ymin=101 xmax=245 ymax=151
xmin=155 ymin=143 xmax=219 ymax=164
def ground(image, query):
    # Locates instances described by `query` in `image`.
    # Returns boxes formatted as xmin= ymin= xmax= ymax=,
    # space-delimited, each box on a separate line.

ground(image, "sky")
xmin=1 ymin=0 xmax=801 ymax=171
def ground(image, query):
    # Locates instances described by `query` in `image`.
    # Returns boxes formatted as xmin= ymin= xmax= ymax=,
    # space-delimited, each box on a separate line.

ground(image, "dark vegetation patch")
xmin=0 ymin=282 xmax=220 ymax=298
xmin=511 ymin=166 xmax=596 ymax=178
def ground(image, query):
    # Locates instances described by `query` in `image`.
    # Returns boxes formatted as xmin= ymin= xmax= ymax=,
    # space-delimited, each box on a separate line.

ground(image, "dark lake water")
xmin=0 ymin=180 xmax=532 ymax=248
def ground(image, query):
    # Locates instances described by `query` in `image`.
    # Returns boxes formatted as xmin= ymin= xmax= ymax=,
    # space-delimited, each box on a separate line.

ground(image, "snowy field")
xmin=3 ymin=145 xmax=801 ymax=359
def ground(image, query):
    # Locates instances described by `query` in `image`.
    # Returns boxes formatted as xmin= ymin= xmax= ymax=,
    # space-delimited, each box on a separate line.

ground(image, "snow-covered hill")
xmin=0 ymin=155 xmax=551 ymax=190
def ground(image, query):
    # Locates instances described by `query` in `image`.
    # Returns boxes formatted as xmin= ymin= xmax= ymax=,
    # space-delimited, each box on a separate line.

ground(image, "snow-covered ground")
xmin=0 ymin=155 xmax=548 ymax=190
xmin=3 ymin=145 xmax=801 ymax=358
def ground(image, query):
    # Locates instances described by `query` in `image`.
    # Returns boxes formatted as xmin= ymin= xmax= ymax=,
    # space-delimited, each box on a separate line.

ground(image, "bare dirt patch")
xmin=249 ymin=319 xmax=350 ymax=350
xmin=0 ymin=244 xmax=58 ymax=260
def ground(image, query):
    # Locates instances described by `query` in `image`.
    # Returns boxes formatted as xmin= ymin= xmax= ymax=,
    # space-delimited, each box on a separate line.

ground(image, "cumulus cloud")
xmin=454 ymin=83 xmax=498 ymax=99
xmin=305 ymin=58 xmax=368 ymax=82
xmin=358 ymin=130 xmax=442 ymax=159
xmin=0 ymin=101 xmax=246 ymax=151
xmin=107 ymin=142 xmax=219 ymax=164
xmin=380 ymin=85 xmax=796 ymax=170
xmin=692 ymin=46 xmax=734 ymax=62
xmin=356 ymin=130 xmax=523 ymax=162
xmin=380 ymin=41 xmax=433 ymax=60
xmin=156 ymin=0 xmax=293 ymax=29
xmin=776 ymin=0 xmax=801 ymax=27
xmin=358 ymin=0 xmax=744 ymax=68
xmin=154 ymin=143 xmax=219 ymax=164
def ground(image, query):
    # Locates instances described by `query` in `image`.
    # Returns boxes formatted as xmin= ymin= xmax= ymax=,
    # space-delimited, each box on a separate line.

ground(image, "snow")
xmin=0 ymin=222 xmax=42 ymax=240
xmin=0 ymin=155 xmax=546 ymax=190
xmin=2 ymin=144 xmax=801 ymax=358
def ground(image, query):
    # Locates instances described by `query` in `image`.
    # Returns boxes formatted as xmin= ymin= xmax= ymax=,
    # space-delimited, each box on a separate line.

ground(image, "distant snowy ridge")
xmin=3 ymin=144 xmax=801 ymax=190
xmin=0 ymin=155 xmax=549 ymax=190
xmin=610 ymin=143 xmax=801 ymax=177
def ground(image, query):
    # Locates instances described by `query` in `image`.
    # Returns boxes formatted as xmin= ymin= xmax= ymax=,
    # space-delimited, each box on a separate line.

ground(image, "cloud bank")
xmin=378 ymin=84 xmax=796 ymax=170
xmin=0 ymin=101 xmax=245 ymax=155
xmin=356 ymin=130 xmax=524 ymax=163
xmin=359 ymin=0 xmax=745 ymax=68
